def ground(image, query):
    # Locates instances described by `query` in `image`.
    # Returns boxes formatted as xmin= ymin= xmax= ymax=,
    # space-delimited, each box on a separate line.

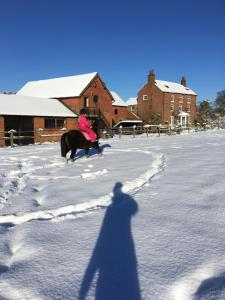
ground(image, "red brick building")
xmin=17 ymin=72 xmax=114 ymax=134
xmin=110 ymin=91 xmax=140 ymax=126
xmin=0 ymin=94 xmax=77 ymax=146
xmin=126 ymin=97 xmax=138 ymax=115
xmin=137 ymin=70 xmax=197 ymax=127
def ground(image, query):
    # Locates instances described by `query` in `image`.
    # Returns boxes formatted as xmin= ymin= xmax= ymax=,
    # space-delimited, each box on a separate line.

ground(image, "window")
xmin=130 ymin=105 xmax=135 ymax=111
xmin=143 ymin=95 xmax=148 ymax=101
xmin=170 ymin=95 xmax=174 ymax=112
xmin=187 ymin=96 xmax=191 ymax=112
xmin=83 ymin=97 xmax=89 ymax=107
xmin=179 ymin=96 xmax=183 ymax=112
xmin=44 ymin=118 xmax=65 ymax=129
xmin=93 ymin=95 xmax=98 ymax=103
xmin=179 ymin=105 xmax=182 ymax=112
xmin=56 ymin=119 xmax=65 ymax=128
xmin=170 ymin=116 xmax=174 ymax=126
xmin=114 ymin=109 xmax=118 ymax=115
xmin=170 ymin=104 xmax=174 ymax=112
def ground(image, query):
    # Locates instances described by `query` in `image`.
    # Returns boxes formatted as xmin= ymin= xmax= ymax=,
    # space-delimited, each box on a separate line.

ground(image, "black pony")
xmin=61 ymin=130 xmax=102 ymax=161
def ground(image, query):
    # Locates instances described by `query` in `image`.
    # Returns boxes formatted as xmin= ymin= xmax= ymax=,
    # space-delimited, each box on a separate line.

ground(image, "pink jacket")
xmin=78 ymin=115 xmax=91 ymax=131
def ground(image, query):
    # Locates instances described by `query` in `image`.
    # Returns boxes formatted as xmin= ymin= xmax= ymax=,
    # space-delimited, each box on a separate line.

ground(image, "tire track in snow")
xmin=0 ymin=152 xmax=164 ymax=226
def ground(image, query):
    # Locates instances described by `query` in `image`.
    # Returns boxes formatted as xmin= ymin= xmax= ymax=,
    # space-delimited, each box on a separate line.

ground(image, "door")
xmin=4 ymin=115 xmax=34 ymax=146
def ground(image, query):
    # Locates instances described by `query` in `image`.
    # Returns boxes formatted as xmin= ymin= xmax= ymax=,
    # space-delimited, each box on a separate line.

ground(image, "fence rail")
xmin=0 ymin=125 xmax=212 ymax=147
xmin=112 ymin=125 xmax=192 ymax=138
xmin=0 ymin=128 xmax=67 ymax=147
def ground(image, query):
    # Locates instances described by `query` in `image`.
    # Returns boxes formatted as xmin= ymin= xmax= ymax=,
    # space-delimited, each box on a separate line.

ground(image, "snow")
xmin=0 ymin=130 xmax=225 ymax=300
xmin=111 ymin=91 xmax=127 ymax=106
xmin=0 ymin=94 xmax=77 ymax=117
xmin=178 ymin=111 xmax=190 ymax=117
xmin=17 ymin=72 xmax=97 ymax=98
xmin=155 ymin=80 xmax=197 ymax=95
xmin=126 ymin=97 xmax=137 ymax=105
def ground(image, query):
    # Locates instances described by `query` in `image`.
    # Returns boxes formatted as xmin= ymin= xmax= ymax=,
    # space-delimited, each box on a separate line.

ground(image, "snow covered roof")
xmin=126 ymin=97 xmax=137 ymax=105
xmin=17 ymin=72 xmax=98 ymax=98
xmin=155 ymin=80 xmax=197 ymax=95
xmin=110 ymin=91 xmax=127 ymax=107
xmin=0 ymin=94 xmax=77 ymax=117
xmin=113 ymin=120 xmax=143 ymax=128
xmin=178 ymin=111 xmax=190 ymax=116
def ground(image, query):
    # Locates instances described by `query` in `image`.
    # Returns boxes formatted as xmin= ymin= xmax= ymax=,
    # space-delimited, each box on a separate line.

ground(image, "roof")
xmin=126 ymin=97 xmax=137 ymax=105
xmin=0 ymin=94 xmax=77 ymax=117
xmin=113 ymin=120 xmax=143 ymax=128
xmin=17 ymin=72 xmax=98 ymax=98
xmin=110 ymin=91 xmax=127 ymax=107
xmin=155 ymin=80 xmax=197 ymax=95
xmin=178 ymin=111 xmax=190 ymax=116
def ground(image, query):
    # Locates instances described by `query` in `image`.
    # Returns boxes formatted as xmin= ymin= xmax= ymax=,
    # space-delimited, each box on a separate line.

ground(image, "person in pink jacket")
xmin=78 ymin=108 xmax=97 ymax=142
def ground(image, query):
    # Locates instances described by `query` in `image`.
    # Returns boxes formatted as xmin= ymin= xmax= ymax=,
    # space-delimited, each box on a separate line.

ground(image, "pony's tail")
xmin=61 ymin=132 xmax=69 ymax=158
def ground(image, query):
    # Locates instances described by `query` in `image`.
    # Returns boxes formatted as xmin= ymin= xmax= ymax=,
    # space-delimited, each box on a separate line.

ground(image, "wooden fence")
xmin=113 ymin=125 xmax=191 ymax=138
xmin=0 ymin=128 xmax=67 ymax=147
xmin=0 ymin=125 xmax=193 ymax=147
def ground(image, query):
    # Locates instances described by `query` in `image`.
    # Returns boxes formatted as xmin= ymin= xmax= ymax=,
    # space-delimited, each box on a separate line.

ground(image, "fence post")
xmin=133 ymin=125 xmax=136 ymax=138
xmin=145 ymin=126 xmax=149 ymax=137
xmin=119 ymin=126 xmax=122 ymax=139
xmin=102 ymin=130 xmax=107 ymax=139
xmin=38 ymin=128 xmax=43 ymax=144
xmin=158 ymin=125 xmax=161 ymax=137
xmin=8 ymin=129 xmax=16 ymax=147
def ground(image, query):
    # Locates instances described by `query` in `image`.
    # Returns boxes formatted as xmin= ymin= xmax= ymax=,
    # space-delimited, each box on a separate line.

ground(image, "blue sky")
xmin=0 ymin=0 xmax=224 ymax=103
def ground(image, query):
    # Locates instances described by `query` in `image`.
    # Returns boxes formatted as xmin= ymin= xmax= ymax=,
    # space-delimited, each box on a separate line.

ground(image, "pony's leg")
xmin=93 ymin=142 xmax=102 ymax=155
xmin=85 ymin=148 xmax=89 ymax=158
xmin=70 ymin=148 xmax=77 ymax=161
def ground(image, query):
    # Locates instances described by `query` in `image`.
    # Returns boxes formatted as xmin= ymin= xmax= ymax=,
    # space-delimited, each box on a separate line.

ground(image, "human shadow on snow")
xmin=194 ymin=272 xmax=225 ymax=299
xmin=78 ymin=182 xmax=141 ymax=300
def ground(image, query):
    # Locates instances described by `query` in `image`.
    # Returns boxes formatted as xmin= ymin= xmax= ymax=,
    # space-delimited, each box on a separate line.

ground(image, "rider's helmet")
xmin=80 ymin=108 xmax=88 ymax=115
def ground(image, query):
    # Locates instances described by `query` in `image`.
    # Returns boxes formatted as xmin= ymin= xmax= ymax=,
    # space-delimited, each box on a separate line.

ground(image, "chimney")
xmin=148 ymin=69 xmax=155 ymax=84
xmin=181 ymin=76 xmax=187 ymax=87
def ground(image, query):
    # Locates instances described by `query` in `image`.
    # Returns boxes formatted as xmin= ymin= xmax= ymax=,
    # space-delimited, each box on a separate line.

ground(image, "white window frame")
xmin=170 ymin=116 xmax=174 ymax=127
xmin=143 ymin=95 xmax=149 ymax=101
xmin=170 ymin=95 xmax=174 ymax=112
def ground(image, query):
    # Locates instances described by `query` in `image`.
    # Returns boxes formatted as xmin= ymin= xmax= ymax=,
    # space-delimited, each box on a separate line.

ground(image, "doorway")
xmin=4 ymin=115 xmax=34 ymax=146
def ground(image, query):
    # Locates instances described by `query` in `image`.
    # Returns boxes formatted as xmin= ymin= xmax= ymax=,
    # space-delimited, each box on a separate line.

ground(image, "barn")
xmin=17 ymin=72 xmax=114 ymax=136
xmin=0 ymin=94 xmax=77 ymax=146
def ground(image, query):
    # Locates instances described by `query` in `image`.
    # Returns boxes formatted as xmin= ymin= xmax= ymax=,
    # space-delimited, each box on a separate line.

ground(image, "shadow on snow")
xmin=78 ymin=182 xmax=141 ymax=300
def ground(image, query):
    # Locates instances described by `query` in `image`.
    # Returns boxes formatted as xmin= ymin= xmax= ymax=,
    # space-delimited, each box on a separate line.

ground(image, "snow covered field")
xmin=0 ymin=130 xmax=225 ymax=300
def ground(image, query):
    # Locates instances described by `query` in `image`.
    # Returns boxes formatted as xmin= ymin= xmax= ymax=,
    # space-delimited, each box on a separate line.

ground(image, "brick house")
xmin=137 ymin=70 xmax=197 ymax=127
xmin=126 ymin=97 xmax=138 ymax=115
xmin=111 ymin=91 xmax=140 ymax=126
xmin=0 ymin=94 xmax=76 ymax=146
xmin=17 ymin=72 xmax=114 ymax=135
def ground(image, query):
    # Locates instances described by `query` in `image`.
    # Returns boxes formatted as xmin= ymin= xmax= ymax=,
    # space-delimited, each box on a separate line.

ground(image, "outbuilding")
xmin=0 ymin=94 xmax=77 ymax=146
